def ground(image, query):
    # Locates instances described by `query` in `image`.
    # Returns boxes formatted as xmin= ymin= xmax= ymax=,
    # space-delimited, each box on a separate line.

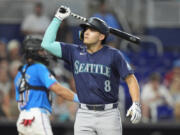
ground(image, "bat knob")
xmin=59 ymin=7 xmax=66 ymax=13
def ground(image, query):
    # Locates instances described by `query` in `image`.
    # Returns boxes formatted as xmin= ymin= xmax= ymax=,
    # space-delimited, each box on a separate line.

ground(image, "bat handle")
xmin=70 ymin=12 xmax=87 ymax=22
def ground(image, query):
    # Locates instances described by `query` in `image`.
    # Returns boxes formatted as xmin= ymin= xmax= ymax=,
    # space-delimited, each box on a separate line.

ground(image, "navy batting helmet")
xmin=79 ymin=17 xmax=109 ymax=44
xmin=23 ymin=35 xmax=49 ymax=65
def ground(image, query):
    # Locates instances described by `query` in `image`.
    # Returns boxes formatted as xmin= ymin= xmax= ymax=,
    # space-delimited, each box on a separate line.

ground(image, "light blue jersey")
xmin=14 ymin=63 xmax=57 ymax=113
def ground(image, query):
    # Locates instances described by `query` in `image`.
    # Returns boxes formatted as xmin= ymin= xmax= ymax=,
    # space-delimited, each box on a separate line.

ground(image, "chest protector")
xmin=18 ymin=63 xmax=52 ymax=104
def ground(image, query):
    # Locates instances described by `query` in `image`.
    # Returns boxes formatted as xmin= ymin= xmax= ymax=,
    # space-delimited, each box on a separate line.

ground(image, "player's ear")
xmin=99 ymin=34 xmax=105 ymax=41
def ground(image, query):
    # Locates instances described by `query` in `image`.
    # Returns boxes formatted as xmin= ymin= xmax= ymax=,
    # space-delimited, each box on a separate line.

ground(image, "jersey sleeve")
xmin=14 ymin=72 xmax=21 ymax=101
xmin=60 ymin=42 xmax=79 ymax=64
xmin=37 ymin=64 xmax=57 ymax=89
xmin=114 ymin=51 xmax=134 ymax=80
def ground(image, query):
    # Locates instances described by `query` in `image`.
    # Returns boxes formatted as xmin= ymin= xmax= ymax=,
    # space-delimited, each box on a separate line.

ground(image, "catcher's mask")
xmin=79 ymin=17 xmax=109 ymax=44
xmin=23 ymin=35 xmax=49 ymax=66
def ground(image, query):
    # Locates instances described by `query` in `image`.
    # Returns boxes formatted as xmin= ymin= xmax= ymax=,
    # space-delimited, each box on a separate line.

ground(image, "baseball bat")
xmin=70 ymin=12 xmax=141 ymax=44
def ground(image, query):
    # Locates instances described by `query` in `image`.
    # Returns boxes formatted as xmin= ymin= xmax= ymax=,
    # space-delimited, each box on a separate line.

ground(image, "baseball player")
xmin=14 ymin=35 xmax=79 ymax=135
xmin=42 ymin=6 xmax=141 ymax=135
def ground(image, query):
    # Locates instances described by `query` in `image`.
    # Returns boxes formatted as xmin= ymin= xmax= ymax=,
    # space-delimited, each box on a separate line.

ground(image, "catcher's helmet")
xmin=23 ymin=35 xmax=49 ymax=65
xmin=79 ymin=17 xmax=109 ymax=44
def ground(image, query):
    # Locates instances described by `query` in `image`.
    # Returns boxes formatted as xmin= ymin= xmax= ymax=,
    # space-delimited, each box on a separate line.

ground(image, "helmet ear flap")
xmin=79 ymin=30 xmax=84 ymax=40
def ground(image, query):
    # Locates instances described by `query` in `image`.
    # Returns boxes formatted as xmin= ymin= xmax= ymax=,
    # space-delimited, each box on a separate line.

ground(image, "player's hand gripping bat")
xmin=70 ymin=12 xmax=141 ymax=44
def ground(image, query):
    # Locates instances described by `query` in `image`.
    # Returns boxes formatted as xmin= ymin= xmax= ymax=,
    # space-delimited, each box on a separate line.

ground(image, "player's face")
xmin=38 ymin=49 xmax=47 ymax=57
xmin=83 ymin=27 xmax=105 ymax=46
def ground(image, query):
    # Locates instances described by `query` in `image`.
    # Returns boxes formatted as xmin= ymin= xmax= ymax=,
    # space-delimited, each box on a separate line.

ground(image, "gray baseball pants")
xmin=74 ymin=108 xmax=122 ymax=135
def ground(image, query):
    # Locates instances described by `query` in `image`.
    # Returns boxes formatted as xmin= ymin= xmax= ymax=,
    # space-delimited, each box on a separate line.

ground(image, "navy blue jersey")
xmin=60 ymin=43 xmax=134 ymax=104
xmin=14 ymin=63 xmax=57 ymax=112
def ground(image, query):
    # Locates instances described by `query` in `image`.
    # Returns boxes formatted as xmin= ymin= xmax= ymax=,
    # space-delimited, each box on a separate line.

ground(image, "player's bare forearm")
xmin=125 ymin=74 xmax=140 ymax=103
xmin=50 ymin=82 xmax=77 ymax=102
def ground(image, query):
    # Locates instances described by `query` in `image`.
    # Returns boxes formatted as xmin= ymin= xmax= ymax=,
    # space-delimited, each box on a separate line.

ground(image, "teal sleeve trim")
xmin=73 ymin=94 xmax=79 ymax=103
xmin=41 ymin=18 xmax=62 ymax=58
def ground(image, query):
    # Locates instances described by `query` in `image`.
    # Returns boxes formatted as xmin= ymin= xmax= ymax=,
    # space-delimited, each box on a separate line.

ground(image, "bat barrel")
xmin=109 ymin=27 xmax=141 ymax=44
